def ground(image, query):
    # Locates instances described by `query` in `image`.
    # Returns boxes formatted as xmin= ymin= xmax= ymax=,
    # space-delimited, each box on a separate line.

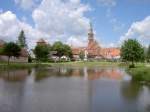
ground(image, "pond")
xmin=0 ymin=67 xmax=150 ymax=112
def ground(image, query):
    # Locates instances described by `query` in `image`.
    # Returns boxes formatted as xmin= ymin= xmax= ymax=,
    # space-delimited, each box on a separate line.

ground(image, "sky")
xmin=0 ymin=0 xmax=150 ymax=48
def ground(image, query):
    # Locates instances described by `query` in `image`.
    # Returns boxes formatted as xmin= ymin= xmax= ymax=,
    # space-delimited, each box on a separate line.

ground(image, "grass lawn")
xmin=49 ymin=61 xmax=121 ymax=67
xmin=127 ymin=65 xmax=150 ymax=84
xmin=0 ymin=61 xmax=148 ymax=68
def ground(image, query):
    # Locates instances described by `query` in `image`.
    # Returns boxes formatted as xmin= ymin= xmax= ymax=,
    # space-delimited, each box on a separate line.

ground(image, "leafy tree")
xmin=0 ymin=48 xmax=3 ymax=55
xmin=52 ymin=41 xmax=73 ymax=59
xmin=34 ymin=44 xmax=50 ymax=62
xmin=79 ymin=51 xmax=84 ymax=60
xmin=52 ymin=41 xmax=64 ymax=58
xmin=3 ymin=42 xmax=21 ymax=65
xmin=121 ymin=39 xmax=144 ymax=67
xmin=28 ymin=55 xmax=32 ymax=63
xmin=147 ymin=45 xmax=150 ymax=62
xmin=18 ymin=30 xmax=27 ymax=48
xmin=63 ymin=44 xmax=72 ymax=58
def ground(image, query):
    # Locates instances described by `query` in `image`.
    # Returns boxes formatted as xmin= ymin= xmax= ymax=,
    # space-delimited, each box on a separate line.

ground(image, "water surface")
xmin=0 ymin=67 xmax=150 ymax=112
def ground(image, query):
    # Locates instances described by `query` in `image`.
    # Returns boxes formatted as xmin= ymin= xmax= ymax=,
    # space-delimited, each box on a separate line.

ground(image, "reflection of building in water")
xmin=72 ymin=69 xmax=83 ymax=77
xmin=84 ymin=67 xmax=88 ymax=80
xmin=70 ymin=67 xmax=123 ymax=80
xmin=0 ymin=69 xmax=28 ymax=81
xmin=88 ymin=69 xmax=123 ymax=80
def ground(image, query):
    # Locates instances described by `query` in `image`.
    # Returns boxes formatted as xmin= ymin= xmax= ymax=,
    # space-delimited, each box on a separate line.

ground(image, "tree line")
xmin=34 ymin=41 xmax=72 ymax=62
xmin=0 ymin=30 xmax=73 ymax=64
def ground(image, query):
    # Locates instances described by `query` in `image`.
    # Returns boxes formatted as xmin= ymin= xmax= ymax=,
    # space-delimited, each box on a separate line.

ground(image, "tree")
xmin=34 ymin=44 xmax=50 ymax=62
xmin=147 ymin=45 xmax=150 ymax=62
xmin=63 ymin=44 xmax=72 ymax=58
xmin=0 ymin=48 xmax=3 ymax=55
xmin=79 ymin=51 xmax=84 ymax=60
xmin=121 ymin=39 xmax=144 ymax=67
xmin=18 ymin=30 xmax=27 ymax=48
xmin=52 ymin=41 xmax=73 ymax=59
xmin=3 ymin=42 xmax=21 ymax=65
xmin=52 ymin=41 xmax=64 ymax=58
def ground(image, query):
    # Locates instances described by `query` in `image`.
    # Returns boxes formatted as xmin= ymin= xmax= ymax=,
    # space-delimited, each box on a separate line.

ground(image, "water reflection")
xmin=0 ymin=67 xmax=128 ymax=82
xmin=0 ymin=67 xmax=149 ymax=112
xmin=55 ymin=67 xmax=127 ymax=80
xmin=121 ymin=82 xmax=142 ymax=100
xmin=0 ymin=69 xmax=28 ymax=82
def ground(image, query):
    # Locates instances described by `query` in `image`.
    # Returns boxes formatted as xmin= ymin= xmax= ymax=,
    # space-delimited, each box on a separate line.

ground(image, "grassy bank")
xmin=0 ymin=61 xmax=120 ymax=69
xmin=0 ymin=61 xmax=147 ymax=69
xmin=128 ymin=66 xmax=150 ymax=84
xmin=49 ymin=61 xmax=121 ymax=67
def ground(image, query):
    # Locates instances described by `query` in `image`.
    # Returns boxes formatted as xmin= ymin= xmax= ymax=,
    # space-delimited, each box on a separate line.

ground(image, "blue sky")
xmin=0 ymin=0 xmax=150 ymax=48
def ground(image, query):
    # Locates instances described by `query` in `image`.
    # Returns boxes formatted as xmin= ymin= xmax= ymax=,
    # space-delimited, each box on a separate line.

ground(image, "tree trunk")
xmin=8 ymin=56 xmax=10 ymax=66
xmin=131 ymin=59 xmax=135 ymax=68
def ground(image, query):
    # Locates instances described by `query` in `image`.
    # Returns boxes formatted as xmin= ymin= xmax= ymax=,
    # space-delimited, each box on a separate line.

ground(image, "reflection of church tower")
xmin=88 ymin=23 xmax=94 ymax=45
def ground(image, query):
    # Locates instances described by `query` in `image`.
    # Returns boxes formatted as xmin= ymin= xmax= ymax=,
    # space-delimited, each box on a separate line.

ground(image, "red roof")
xmin=102 ymin=48 xmax=120 ymax=57
xmin=72 ymin=47 xmax=85 ymax=55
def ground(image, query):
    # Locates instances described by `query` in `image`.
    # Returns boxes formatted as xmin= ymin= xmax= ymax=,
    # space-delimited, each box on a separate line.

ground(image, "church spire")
xmin=88 ymin=22 xmax=94 ymax=43
xmin=89 ymin=22 xmax=93 ymax=33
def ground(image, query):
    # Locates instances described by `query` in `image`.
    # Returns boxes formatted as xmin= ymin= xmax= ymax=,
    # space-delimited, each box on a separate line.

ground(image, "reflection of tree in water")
xmin=34 ymin=68 xmax=51 ymax=81
xmin=146 ymin=86 xmax=150 ymax=112
xmin=28 ymin=69 xmax=32 ymax=76
xmin=0 ymin=69 xmax=28 ymax=82
xmin=146 ymin=105 xmax=150 ymax=112
xmin=121 ymin=81 xmax=142 ymax=100
xmin=58 ymin=67 xmax=85 ymax=77
xmin=34 ymin=67 xmax=77 ymax=81
xmin=34 ymin=67 xmax=125 ymax=81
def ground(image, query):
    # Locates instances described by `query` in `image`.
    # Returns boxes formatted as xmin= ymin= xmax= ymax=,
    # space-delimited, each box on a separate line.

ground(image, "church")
xmin=71 ymin=23 xmax=120 ymax=60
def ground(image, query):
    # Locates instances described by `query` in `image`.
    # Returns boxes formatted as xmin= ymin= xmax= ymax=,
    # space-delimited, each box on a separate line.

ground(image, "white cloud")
xmin=97 ymin=0 xmax=116 ymax=7
xmin=14 ymin=0 xmax=40 ymax=10
xmin=0 ymin=11 xmax=49 ymax=48
xmin=66 ymin=36 xmax=87 ymax=47
xmin=32 ymin=0 xmax=90 ymax=38
xmin=1 ymin=0 xmax=91 ymax=48
xmin=120 ymin=16 xmax=150 ymax=44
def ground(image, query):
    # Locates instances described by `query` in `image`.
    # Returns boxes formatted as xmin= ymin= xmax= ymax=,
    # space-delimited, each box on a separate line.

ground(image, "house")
xmin=0 ymin=40 xmax=28 ymax=63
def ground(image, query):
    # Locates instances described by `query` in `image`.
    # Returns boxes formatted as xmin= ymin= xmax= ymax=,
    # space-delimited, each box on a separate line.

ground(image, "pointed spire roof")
xmin=89 ymin=22 xmax=93 ymax=33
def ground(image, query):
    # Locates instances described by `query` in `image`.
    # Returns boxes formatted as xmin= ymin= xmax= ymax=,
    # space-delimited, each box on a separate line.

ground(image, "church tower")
xmin=88 ymin=22 xmax=94 ymax=44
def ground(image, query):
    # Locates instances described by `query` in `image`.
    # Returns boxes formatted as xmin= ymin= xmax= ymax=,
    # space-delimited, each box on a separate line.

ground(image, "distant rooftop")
xmin=37 ymin=38 xmax=46 ymax=43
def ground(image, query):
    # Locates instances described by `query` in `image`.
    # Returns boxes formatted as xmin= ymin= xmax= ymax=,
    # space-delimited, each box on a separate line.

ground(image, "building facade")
xmin=72 ymin=23 xmax=120 ymax=60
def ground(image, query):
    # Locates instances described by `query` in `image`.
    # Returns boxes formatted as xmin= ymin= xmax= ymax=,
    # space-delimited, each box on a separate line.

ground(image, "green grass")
xmin=0 ymin=61 xmax=148 ymax=69
xmin=127 ymin=66 xmax=150 ymax=84
xmin=49 ymin=61 xmax=121 ymax=67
